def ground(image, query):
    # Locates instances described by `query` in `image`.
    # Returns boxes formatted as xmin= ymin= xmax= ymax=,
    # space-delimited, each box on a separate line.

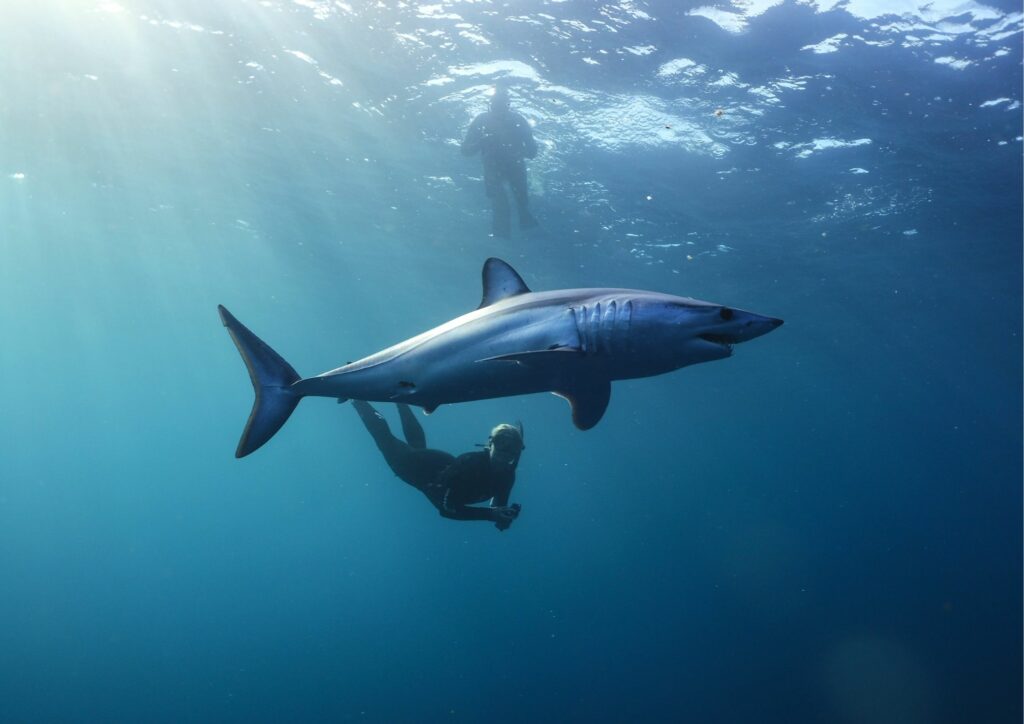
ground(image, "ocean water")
xmin=1 ymin=1 xmax=1021 ymax=722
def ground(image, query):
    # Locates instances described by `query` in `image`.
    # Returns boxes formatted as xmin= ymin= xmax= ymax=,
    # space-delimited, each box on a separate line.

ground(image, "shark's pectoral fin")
xmin=553 ymin=380 xmax=611 ymax=431
xmin=479 ymin=347 xmax=581 ymax=365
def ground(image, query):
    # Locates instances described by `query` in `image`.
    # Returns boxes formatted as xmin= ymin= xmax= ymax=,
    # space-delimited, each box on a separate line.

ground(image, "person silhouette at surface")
xmin=352 ymin=400 xmax=525 ymax=531
xmin=461 ymin=85 xmax=538 ymax=238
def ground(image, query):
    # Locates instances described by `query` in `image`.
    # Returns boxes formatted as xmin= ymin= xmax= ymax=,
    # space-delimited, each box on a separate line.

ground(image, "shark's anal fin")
xmin=553 ymin=380 xmax=611 ymax=431
xmin=478 ymin=258 xmax=531 ymax=308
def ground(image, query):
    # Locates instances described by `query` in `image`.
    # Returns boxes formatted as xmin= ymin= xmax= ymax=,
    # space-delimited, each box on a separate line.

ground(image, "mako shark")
xmin=219 ymin=257 xmax=782 ymax=458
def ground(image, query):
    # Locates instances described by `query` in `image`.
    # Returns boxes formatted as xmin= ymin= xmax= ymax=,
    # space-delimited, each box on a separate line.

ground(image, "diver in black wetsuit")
xmin=352 ymin=400 xmax=525 ymax=531
xmin=461 ymin=85 xmax=538 ymax=238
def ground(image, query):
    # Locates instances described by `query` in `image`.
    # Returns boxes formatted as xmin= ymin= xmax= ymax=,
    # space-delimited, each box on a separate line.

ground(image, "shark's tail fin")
xmin=218 ymin=305 xmax=303 ymax=458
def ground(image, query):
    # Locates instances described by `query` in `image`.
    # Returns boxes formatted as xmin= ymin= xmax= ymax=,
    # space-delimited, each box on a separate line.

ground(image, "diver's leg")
xmin=353 ymin=400 xmax=454 ymax=492
xmin=491 ymin=185 xmax=511 ymax=238
xmin=353 ymin=399 xmax=411 ymax=468
xmin=409 ymin=448 xmax=458 ymax=511
xmin=510 ymin=163 xmax=537 ymax=229
xmin=397 ymin=403 xmax=426 ymax=450
xmin=484 ymin=169 xmax=511 ymax=238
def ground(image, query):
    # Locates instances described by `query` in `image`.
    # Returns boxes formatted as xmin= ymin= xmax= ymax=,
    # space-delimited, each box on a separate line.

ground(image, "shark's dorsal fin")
xmin=552 ymin=380 xmax=611 ymax=431
xmin=479 ymin=258 xmax=531 ymax=309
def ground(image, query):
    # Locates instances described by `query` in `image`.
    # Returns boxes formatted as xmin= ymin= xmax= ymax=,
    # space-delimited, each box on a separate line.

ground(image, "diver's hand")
xmin=493 ymin=503 xmax=521 ymax=531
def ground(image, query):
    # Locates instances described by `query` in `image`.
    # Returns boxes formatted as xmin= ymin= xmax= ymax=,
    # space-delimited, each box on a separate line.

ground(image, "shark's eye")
xmin=719 ymin=307 xmax=734 ymax=321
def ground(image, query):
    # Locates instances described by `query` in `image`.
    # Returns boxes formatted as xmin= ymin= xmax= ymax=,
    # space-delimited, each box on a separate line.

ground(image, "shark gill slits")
xmin=601 ymin=300 xmax=617 ymax=353
xmin=589 ymin=302 xmax=602 ymax=354
xmin=572 ymin=305 xmax=588 ymax=353
xmin=719 ymin=307 xmax=734 ymax=321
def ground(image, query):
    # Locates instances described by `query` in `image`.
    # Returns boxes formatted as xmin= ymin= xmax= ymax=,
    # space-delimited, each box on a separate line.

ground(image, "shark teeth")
xmin=699 ymin=333 xmax=734 ymax=353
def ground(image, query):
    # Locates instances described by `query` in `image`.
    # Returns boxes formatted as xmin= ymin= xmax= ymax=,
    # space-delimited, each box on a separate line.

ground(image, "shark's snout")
xmin=703 ymin=311 xmax=784 ymax=346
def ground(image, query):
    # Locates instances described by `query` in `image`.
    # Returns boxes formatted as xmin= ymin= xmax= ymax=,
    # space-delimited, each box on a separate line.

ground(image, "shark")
xmin=219 ymin=257 xmax=783 ymax=457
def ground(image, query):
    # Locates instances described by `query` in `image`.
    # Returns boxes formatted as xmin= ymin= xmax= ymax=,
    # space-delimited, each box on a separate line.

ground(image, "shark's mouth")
xmin=699 ymin=334 xmax=734 ymax=353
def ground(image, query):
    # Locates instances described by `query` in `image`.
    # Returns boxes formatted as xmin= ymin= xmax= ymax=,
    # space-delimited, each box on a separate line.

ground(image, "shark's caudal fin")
xmin=218 ymin=305 xmax=303 ymax=458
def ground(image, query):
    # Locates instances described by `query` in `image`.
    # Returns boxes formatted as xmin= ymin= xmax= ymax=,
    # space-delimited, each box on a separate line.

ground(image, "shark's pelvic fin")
xmin=553 ymin=380 xmax=611 ymax=430
xmin=218 ymin=305 xmax=303 ymax=458
xmin=478 ymin=257 xmax=531 ymax=308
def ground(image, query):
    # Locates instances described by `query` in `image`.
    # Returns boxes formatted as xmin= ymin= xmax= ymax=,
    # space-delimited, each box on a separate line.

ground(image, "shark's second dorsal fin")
xmin=479 ymin=258 xmax=531 ymax=309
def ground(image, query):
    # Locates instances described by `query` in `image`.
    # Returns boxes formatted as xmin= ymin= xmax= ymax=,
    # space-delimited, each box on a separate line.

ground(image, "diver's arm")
xmin=440 ymin=502 xmax=519 ymax=534
xmin=439 ymin=504 xmax=498 ymax=522
xmin=490 ymin=475 xmax=514 ymax=508
xmin=461 ymin=116 xmax=485 ymax=156
xmin=489 ymin=477 xmax=520 ymax=530
xmin=435 ymin=455 xmax=493 ymax=522
xmin=522 ymin=129 xmax=537 ymax=159
xmin=516 ymin=114 xmax=538 ymax=159
xmin=436 ymin=455 xmax=518 ymax=527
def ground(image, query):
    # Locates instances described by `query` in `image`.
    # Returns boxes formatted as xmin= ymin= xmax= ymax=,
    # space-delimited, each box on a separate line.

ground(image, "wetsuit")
xmin=461 ymin=107 xmax=538 ymax=237
xmin=353 ymin=401 xmax=516 ymax=522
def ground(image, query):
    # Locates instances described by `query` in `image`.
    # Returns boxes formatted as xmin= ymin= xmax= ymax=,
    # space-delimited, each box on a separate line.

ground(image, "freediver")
xmin=461 ymin=85 xmax=539 ymax=238
xmin=352 ymin=401 xmax=525 ymax=531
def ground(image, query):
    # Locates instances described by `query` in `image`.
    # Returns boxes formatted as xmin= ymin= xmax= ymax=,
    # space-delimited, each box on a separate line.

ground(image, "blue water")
xmin=1 ymin=1 xmax=1021 ymax=722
